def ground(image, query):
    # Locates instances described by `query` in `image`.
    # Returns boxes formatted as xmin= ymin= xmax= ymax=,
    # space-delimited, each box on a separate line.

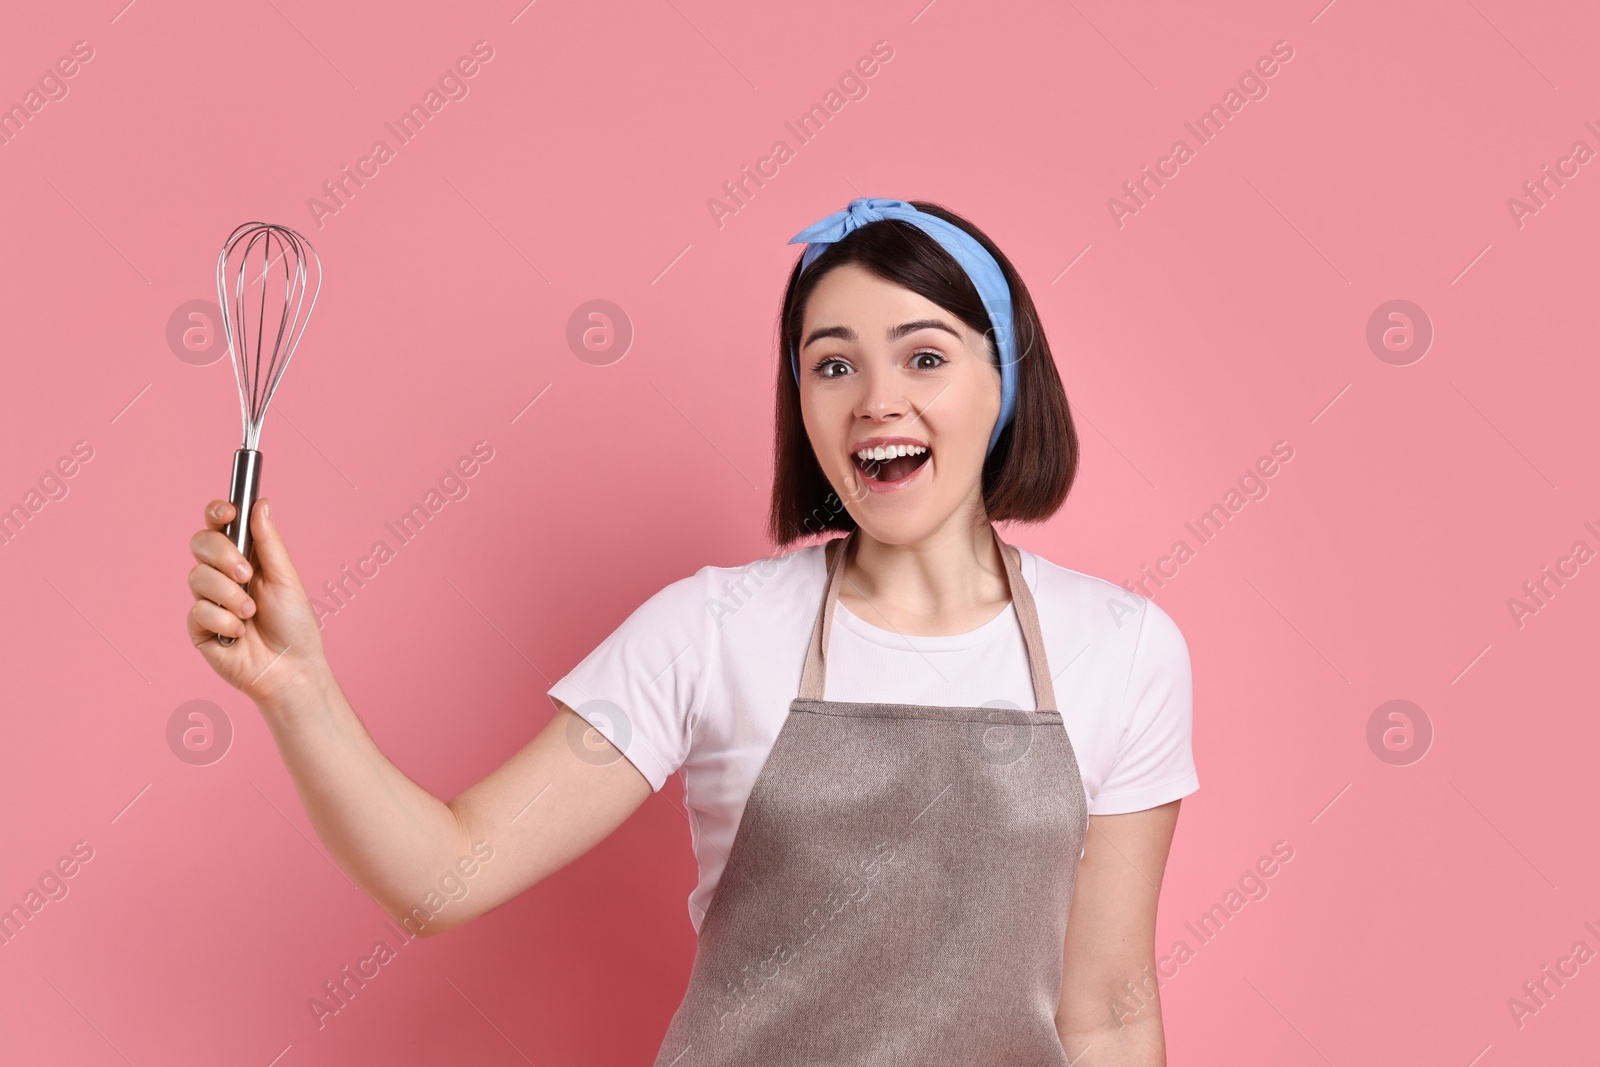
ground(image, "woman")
xmin=186 ymin=197 xmax=1197 ymax=1064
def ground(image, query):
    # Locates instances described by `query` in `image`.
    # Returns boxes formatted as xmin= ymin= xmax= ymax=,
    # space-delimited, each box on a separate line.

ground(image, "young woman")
xmin=186 ymin=197 xmax=1197 ymax=1065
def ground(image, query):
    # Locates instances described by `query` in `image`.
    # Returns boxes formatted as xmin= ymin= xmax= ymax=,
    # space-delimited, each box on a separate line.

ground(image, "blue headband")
xmin=786 ymin=197 xmax=1019 ymax=457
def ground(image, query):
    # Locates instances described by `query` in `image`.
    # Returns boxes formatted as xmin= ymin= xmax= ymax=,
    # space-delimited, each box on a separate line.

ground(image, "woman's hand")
xmin=187 ymin=497 xmax=329 ymax=710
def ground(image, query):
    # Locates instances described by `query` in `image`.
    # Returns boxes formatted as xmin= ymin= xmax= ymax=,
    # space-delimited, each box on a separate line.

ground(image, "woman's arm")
xmin=188 ymin=497 xmax=652 ymax=936
xmin=1056 ymin=800 xmax=1182 ymax=1065
xmin=264 ymin=672 xmax=651 ymax=936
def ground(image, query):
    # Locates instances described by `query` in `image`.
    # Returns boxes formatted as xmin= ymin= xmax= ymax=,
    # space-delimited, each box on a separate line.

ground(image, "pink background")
xmin=2 ymin=0 xmax=1596 ymax=1062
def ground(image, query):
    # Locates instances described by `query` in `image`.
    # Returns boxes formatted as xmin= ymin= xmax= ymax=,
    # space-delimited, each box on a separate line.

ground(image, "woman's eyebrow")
xmin=801 ymin=318 xmax=961 ymax=350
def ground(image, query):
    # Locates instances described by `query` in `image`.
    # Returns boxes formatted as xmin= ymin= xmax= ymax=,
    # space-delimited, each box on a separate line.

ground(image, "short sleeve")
xmin=546 ymin=571 xmax=716 ymax=793
xmin=1089 ymin=599 xmax=1199 ymax=815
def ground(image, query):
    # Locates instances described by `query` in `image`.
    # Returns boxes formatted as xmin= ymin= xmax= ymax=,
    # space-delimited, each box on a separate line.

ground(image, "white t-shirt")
xmin=547 ymin=538 xmax=1199 ymax=934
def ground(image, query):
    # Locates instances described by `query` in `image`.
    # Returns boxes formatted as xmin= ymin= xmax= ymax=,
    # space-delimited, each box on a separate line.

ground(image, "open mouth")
xmin=853 ymin=445 xmax=931 ymax=483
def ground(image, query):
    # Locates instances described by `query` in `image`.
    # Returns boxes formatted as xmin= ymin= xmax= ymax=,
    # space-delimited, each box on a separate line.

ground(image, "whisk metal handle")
xmin=217 ymin=448 xmax=262 ymax=646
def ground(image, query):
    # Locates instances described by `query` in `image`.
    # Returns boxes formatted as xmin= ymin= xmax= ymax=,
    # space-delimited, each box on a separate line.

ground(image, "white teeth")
xmin=855 ymin=444 xmax=927 ymax=462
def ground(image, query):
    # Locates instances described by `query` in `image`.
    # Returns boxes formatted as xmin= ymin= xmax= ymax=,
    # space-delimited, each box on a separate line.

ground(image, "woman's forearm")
xmin=256 ymin=661 xmax=473 ymax=926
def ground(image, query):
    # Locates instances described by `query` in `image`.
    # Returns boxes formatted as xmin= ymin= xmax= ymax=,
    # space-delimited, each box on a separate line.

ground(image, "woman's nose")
xmin=854 ymin=367 xmax=910 ymax=420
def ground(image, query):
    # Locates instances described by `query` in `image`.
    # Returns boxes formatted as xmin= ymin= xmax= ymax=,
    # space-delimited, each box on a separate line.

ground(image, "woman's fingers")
xmin=189 ymin=596 xmax=246 ymax=644
xmin=190 ymin=501 xmax=255 ymax=646
xmin=247 ymin=498 xmax=304 ymax=594
xmin=188 ymin=561 xmax=254 ymax=618
xmin=205 ymin=499 xmax=235 ymax=533
xmin=189 ymin=525 xmax=252 ymax=584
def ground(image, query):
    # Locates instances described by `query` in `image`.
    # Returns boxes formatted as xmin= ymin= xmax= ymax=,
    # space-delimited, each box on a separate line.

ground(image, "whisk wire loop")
xmin=216 ymin=222 xmax=322 ymax=451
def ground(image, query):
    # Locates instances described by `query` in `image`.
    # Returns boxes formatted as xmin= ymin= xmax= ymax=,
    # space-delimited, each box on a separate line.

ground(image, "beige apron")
xmin=653 ymin=524 xmax=1089 ymax=1065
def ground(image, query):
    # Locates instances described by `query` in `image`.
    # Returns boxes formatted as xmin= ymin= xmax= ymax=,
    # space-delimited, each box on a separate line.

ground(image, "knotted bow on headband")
xmin=786 ymin=197 xmax=1019 ymax=457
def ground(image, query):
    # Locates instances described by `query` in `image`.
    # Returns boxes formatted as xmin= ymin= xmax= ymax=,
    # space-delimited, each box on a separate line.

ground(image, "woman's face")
xmin=797 ymin=263 xmax=1001 ymax=543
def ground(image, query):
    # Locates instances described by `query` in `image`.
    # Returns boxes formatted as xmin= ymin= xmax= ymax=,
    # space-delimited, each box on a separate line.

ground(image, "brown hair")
xmin=766 ymin=200 xmax=1078 ymax=547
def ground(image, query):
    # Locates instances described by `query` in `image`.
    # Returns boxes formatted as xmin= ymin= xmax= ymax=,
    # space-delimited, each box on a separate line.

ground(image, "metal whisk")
xmin=214 ymin=222 xmax=322 ymax=645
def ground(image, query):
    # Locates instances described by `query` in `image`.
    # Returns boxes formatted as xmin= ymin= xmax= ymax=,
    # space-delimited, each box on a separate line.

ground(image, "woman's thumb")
xmin=249 ymin=498 xmax=303 ymax=589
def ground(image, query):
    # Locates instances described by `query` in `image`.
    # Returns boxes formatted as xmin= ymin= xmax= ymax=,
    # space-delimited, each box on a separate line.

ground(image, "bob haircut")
xmin=767 ymin=200 xmax=1078 ymax=547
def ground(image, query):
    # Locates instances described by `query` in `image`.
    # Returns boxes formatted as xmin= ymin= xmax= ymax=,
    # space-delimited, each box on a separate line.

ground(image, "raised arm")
xmin=186 ymin=496 xmax=651 ymax=936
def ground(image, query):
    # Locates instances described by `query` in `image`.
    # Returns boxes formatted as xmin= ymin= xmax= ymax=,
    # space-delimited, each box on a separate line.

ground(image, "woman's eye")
xmin=813 ymin=357 xmax=850 ymax=378
xmin=912 ymin=350 xmax=946 ymax=369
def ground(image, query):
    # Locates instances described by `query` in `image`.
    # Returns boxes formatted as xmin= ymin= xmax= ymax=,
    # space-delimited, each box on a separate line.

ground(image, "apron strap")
xmin=797 ymin=525 xmax=1058 ymax=711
